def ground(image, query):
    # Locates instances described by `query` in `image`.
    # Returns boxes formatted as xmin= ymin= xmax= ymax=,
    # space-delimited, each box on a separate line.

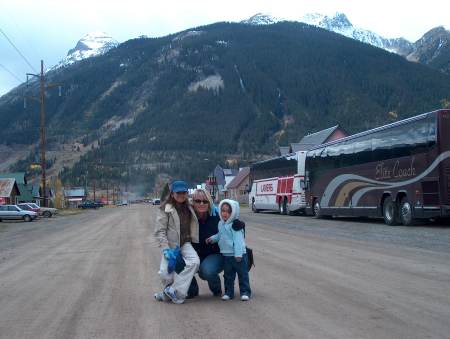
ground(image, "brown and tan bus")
xmin=305 ymin=109 xmax=450 ymax=225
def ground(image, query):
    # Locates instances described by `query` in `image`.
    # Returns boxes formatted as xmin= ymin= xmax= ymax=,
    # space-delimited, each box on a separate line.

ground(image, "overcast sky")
xmin=1 ymin=0 xmax=449 ymax=96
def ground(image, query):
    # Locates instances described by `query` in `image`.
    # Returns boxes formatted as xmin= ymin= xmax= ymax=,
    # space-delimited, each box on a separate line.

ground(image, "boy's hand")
xmin=235 ymin=256 xmax=242 ymax=262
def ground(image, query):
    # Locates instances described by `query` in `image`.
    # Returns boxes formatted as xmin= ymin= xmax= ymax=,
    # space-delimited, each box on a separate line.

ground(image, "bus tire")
xmin=279 ymin=198 xmax=287 ymax=215
xmin=313 ymin=199 xmax=321 ymax=218
xmin=382 ymin=196 xmax=399 ymax=226
xmin=399 ymin=197 xmax=414 ymax=226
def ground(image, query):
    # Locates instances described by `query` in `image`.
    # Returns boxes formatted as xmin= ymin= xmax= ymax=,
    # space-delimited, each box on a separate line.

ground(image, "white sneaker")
xmin=154 ymin=292 xmax=168 ymax=302
xmin=164 ymin=286 xmax=185 ymax=304
xmin=221 ymin=294 xmax=231 ymax=301
xmin=240 ymin=295 xmax=250 ymax=301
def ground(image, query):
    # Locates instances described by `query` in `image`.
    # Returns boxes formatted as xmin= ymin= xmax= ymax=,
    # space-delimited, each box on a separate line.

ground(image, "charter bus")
xmin=248 ymin=151 xmax=308 ymax=215
xmin=305 ymin=109 xmax=450 ymax=225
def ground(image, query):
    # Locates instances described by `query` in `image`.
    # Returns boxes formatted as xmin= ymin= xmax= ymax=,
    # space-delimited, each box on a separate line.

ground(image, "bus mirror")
xmin=300 ymin=179 xmax=309 ymax=190
xmin=300 ymin=179 xmax=305 ymax=189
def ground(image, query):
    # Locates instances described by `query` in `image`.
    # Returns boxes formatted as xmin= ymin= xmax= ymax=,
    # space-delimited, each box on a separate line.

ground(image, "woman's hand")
xmin=235 ymin=256 xmax=242 ymax=262
xmin=205 ymin=237 xmax=213 ymax=244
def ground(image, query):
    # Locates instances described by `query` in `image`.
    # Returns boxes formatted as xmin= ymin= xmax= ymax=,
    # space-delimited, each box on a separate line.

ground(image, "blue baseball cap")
xmin=171 ymin=180 xmax=189 ymax=193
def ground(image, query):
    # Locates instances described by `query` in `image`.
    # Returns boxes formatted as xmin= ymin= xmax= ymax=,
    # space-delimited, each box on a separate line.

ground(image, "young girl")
xmin=206 ymin=199 xmax=251 ymax=301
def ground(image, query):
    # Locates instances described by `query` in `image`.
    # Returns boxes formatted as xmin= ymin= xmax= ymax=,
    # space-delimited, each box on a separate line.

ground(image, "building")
xmin=226 ymin=167 xmax=250 ymax=204
xmin=0 ymin=178 xmax=20 ymax=205
xmin=63 ymin=188 xmax=86 ymax=208
xmin=206 ymin=165 xmax=239 ymax=201
xmin=280 ymin=125 xmax=348 ymax=155
xmin=0 ymin=172 xmax=34 ymax=204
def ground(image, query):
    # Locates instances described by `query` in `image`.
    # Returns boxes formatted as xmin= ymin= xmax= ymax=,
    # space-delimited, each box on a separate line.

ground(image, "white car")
xmin=27 ymin=203 xmax=58 ymax=218
xmin=0 ymin=205 xmax=38 ymax=222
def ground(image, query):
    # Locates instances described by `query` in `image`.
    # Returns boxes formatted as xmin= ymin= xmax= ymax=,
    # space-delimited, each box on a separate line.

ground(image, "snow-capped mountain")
xmin=408 ymin=26 xmax=450 ymax=63
xmin=54 ymin=31 xmax=118 ymax=69
xmin=243 ymin=12 xmax=450 ymax=74
xmin=240 ymin=13 xmax=282 ymax=25
xmin=242 ymin=13 xmax=414 ymax=56
xmin=300 ymin=13 xmax=414 ymax=56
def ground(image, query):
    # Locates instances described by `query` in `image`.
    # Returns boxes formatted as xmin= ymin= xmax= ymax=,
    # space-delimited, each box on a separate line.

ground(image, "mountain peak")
xmin=322 ymin=12 xmax=352 ymax=30
xmin=241 ymin=13 xmax=282 ymax=25
xmin=421 ymin=26 xmax=449 ymax=40
xmin=54 ymin=31 xmax=119 ymax=69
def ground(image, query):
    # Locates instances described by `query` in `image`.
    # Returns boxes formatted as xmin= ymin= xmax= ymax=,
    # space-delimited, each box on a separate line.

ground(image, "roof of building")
xmin=16 ymin=183 xmax=34 ymax=202
xmin=279 ymin=146 xmax=291 ymax=156
xmin=0 ymin=172 xmax=27 ymax=185
xmin=223 ymin=168 xmax=239 ymax=176
xmin=0 ymin=178 xmax=18 ymax=198
xmin=209 ymin=165 xmax=239 ymax=186
xmin=226 ymin=167 xmax=250 ymax=189
xmin=291 ymin=125 xmax=341 ymax=152
xmin=64 ymin=188 xmax=86 ymax=197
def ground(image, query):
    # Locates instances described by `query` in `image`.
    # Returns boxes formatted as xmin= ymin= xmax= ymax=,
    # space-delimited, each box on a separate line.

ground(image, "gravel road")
xmin=0 ymin=205 xmax=449 ymax=339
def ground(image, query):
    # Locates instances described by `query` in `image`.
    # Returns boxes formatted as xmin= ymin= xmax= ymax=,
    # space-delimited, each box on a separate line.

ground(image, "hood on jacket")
xmin=218 ymin=199 xmax=240 ymax=223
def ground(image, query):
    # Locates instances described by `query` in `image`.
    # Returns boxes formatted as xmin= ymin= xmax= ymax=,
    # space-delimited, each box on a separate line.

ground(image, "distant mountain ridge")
xmin=242 ymin=13 xmax=450 ymax=74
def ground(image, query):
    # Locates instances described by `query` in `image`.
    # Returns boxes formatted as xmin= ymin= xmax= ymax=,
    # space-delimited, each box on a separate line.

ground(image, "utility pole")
xmin=25 ymin=60 xmax=62 ymax=207
xmin=39 ymin=60 xmax=46 ymax=207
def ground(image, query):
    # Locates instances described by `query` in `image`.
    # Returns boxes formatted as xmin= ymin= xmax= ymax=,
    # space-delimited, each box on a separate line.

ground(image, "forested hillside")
xmin=1 ymin=21 xmax=450 ymax=189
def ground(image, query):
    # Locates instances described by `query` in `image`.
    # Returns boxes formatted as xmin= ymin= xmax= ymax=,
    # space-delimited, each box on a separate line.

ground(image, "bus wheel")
xmin=382 ymin=196 xmax=399 ymax=226
xmin=313 ymin=200 xmax=321 ymax=218
xmin=399 ymin=197 xmax=414 ymax=226
xmin=279 ymin=198 xmax=288 ymax=215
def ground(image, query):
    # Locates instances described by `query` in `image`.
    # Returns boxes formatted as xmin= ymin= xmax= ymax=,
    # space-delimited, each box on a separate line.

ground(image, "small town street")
xmin=0 ymin=205 xmax=449 ymax=339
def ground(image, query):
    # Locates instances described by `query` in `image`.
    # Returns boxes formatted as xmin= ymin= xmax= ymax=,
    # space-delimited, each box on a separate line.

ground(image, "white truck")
xmin=248 ymin=151 xmax=308 ymax=215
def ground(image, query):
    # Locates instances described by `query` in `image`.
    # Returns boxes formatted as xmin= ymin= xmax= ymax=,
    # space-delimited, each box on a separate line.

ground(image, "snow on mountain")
xmin=240 ymin=13 xmax=283 ymax=25
xmin=54 ymin=31 xmax=119 ymax=69
xmin=300 ymin=12 xmax=414 ymax=55
xmin=408 ymin=26 xmax=450 ymax=63
xmin=242 ymin=12 xmax=414 ymax=57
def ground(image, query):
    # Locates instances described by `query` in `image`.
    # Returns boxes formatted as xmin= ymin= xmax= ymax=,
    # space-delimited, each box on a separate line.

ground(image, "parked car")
xmin=116 ymin=200 xmax=128 ymax=206
xmin=27 ymin=203 xmax=58 ymax=218
xmin=152 ymin=199 xmax=161 ymax=205
xmin=17 ymin=203 xmax=41 ymax=215
xmin=94 ymin=201 xmax=105 ymax=208
xmin=78 ymin=201 xmax=98 ymax=209
xmin=0 ymin=205 xmax=38 ymax=222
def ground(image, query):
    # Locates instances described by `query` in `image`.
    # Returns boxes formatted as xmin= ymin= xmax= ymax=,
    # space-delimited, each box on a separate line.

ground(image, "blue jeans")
xmin=223 ymin=254 xmax=251 ymax=298
xmin=177 ymin=254 xmax=224 ymax=296
xmin=198 ymin=254 xmax=224 ymax=295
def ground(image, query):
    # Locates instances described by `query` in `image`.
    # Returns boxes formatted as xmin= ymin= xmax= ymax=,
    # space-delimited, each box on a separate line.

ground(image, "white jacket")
xmin=154 ymin=203 xmax=199 ymax=252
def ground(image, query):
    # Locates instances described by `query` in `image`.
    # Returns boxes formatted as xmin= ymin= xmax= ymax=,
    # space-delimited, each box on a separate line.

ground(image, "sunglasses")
xmin=193 ymin=199 xmax=209 ymax=204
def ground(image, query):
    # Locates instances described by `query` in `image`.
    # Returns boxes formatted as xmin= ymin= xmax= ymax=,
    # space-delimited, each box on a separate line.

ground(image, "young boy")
xmin=206 ymin=199 xmax=251 ymax=301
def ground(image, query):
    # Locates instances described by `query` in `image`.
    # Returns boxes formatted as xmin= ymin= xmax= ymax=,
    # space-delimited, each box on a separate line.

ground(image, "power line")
xmin=0 ymin=63 xmax=23 ymax=83
xmin=0 ymin=27 xmax=38 ymax=73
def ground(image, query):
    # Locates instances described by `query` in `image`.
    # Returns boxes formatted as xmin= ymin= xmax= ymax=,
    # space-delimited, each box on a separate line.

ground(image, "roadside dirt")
xmin=0 ymin=205 xmax=449 ymax=339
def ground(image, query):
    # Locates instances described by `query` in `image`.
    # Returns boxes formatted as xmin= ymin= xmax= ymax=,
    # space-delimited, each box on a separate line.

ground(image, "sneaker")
xmin=154 ymin=292 xmax=168 ymax=302
xmin=221 ymin=294 xmax=231 ymax=301
xmin=240 ymin=295 xmax=250 ymax=301
xmin=164 ymin=286 xmax=185 ymax=304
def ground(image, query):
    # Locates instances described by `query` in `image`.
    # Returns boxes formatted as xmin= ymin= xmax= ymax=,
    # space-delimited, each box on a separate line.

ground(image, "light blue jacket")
xmin=210 ymin=199 xmax=246 ymax=257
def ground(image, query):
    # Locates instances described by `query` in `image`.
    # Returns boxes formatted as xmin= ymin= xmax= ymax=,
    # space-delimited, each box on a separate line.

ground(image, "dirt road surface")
xmin=0 ymin=205 xmax=449 ymax=339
